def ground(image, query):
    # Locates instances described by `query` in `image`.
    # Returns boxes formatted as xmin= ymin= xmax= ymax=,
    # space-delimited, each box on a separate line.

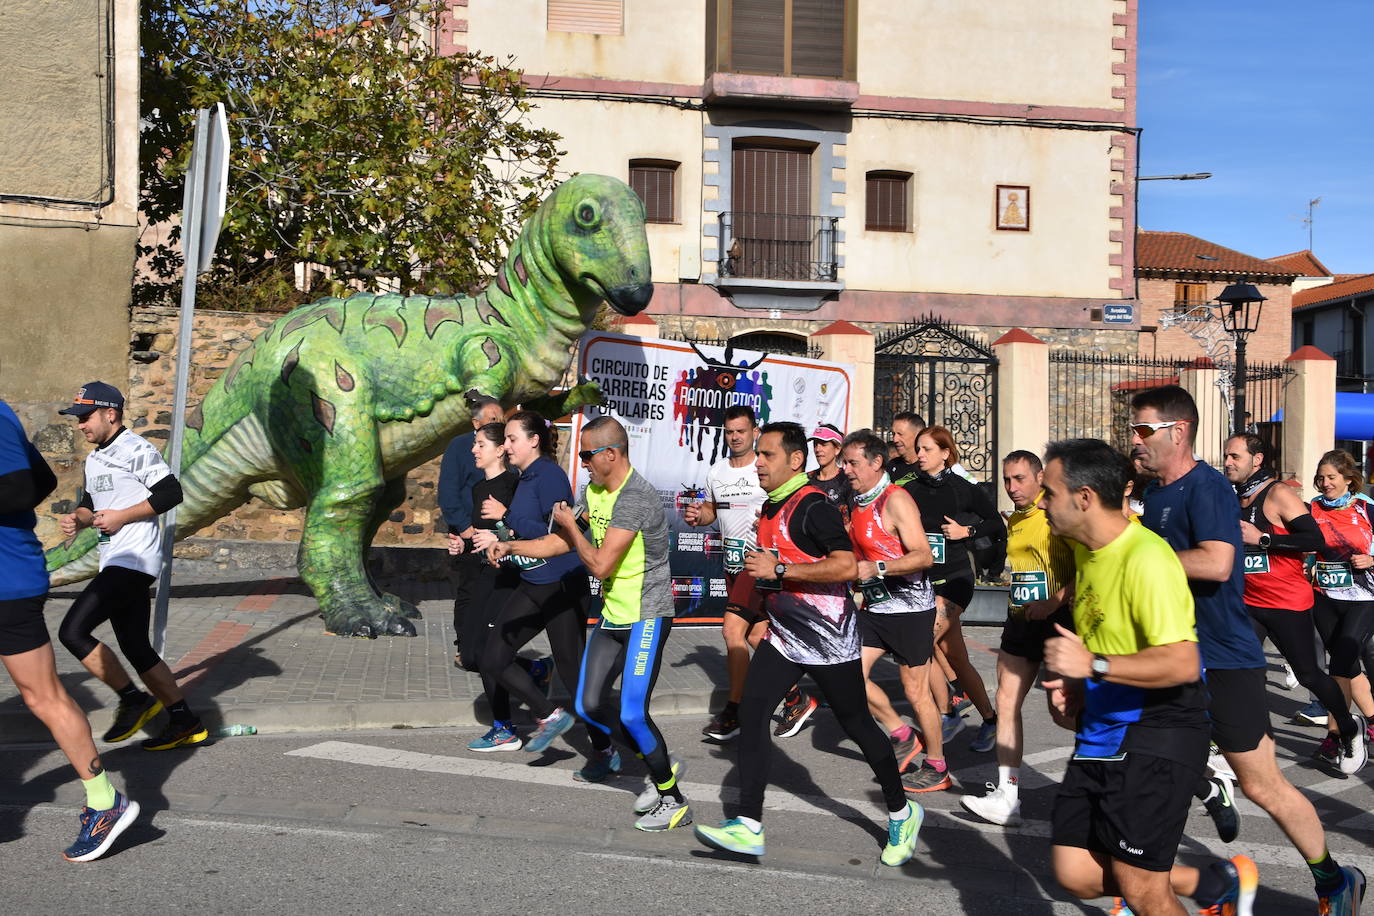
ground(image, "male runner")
xmin=1132 ymin=386 xmax=1365 ymax=913
xmin=840 ymin=430 xmax=949 ymax=791
xmin=57 ymin=383 xmax=207 ymax=750
xmin=0 ymin=399 xmax=139 ymax=861
xmin=493 ymin=417 xmax=689 ymax=831
xmin=1222 ymin=432 xmax=1365 ymax=774
xmin=1039 ymin=438 xmax=1257 ymax=915
xmin=961 ymin=449 xmax=1075 ymax=825
xmin=687 ymin=406 xmax=814 ymax=741
xmin=694 ymin=422 xmax=921 ymax=867
xmin=886 ymin=412 xmax=925 ymax=483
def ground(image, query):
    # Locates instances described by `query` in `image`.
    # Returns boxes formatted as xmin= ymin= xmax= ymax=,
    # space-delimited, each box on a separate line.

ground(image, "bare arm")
xmin=744 ymin=548 xmax=858 ymax=584
xmin=561 ymin=523 xmax=636 ymax=581
xmin=857 ymin=489 xmax=932 ymax=579
xmin=1044 ymin=623 xmax=1201 ymax=689
xmin=1176 ymin=539 xmax=1234 ymax=582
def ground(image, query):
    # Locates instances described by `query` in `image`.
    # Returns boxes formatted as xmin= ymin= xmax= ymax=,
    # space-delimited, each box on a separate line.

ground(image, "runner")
xmin=694 ymin=422 xmax=922 ymax=867
xmin=1038 ymin=437 xmax=1258 ymax=916
xmin=1 ymin=398 xmax=139 ymax=861
xmin=472 ymin=410 xmax=612 ymax=764
xmin=1223 ymin=435 xmax=1365 ymax=774
xmin=807 ymin=423 xmax=852 ymax=515
xmin=56 ymin=382 xmax=207 ymax=750
xmin=961 ymin=449 xmax=1075 ymax=826
xmin=1132 ymin=386 xmax=1365 ymax=913
xmin=492 ymin=417 xmax=689 ymax=830
xmin=686 ymin=406 xmax=815 ymax=741
xmin=840 ymin=430 xmax=948 ymax=791
xmin=886 ymin=411 xmax=924 ymax=483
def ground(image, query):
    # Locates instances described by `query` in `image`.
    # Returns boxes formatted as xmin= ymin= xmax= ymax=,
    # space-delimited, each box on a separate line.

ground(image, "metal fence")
xmin=717 ymin=212 xmax=839 ymax=283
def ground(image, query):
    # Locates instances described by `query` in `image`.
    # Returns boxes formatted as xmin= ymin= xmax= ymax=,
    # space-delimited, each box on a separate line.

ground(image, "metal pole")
xmin=1233 ymin=333 xmax=1247 ymax=435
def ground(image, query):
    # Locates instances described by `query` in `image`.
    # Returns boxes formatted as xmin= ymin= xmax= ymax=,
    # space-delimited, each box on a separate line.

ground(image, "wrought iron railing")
xmin=717 ymin=211 xmax=839 ymax=283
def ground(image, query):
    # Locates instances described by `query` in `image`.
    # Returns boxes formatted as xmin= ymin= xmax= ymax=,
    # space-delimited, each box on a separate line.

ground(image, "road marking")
xmin=573 ymin=850 xmax=849 ymax=883
xmin=15 ymin=803 xmax=378 ymax=841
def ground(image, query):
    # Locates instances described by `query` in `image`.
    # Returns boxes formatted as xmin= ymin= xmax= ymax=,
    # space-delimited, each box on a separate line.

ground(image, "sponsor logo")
xmin=1118 ymin=840 xmax=1144 ymax=856
xmin=671 ymin=577 xmax=706 ymax=599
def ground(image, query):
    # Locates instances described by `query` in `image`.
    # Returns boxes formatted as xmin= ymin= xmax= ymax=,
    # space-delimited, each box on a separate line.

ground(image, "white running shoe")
xmin=1340 ymin=713 xmax=1369 ymax=776
xmin=1282 ymin=663 xmax=1299 ymax=691
xmin=959 ymin=783 xmax=1021 ymax=826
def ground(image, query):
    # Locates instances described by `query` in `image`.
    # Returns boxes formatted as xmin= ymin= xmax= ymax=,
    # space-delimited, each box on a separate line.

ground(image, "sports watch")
xmin=1257 ymin=532 xmax=1272 ymax=550
xmin=875 ymin=560 xmax=888 ymax=578
xmin=1090 ymin=654 xmax=1110 ymax=682
xmin=774 ymin=561 xmax=788 ymax=580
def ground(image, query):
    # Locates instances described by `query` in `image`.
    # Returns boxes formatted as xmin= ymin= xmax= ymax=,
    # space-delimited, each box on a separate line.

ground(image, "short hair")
xmin=475 ymin=421 xmax=506 ymax=448
xmin=760 ymin=421 xmax=807 ymax=461
xmin=1002 ymin=449 xmax=1043 ymax=474
xmin=892 ymin=411 xmax=925 ymax=430
xmin=469 ymin=394 xmax=500 ymax=412
xmin=1130 ymin=385 xmax=1199 ymax=443
xmin=1044 ymin=438 xmax=1131 ymax=509
xmin=723 ymin=405 xmax=757 ymax=427
xmin=1226 ymin=432 xmax=1272 ymax=469
xmin=582 ymin=415 xmax=629 ymax=452
xmin=916 ymin=425 xmax=959 ymax=467
xmin=841 ymin=429 xmax=888 ymax=465
xmin=1316 ymin=449 xmax=1363 ymax=494
xmin=507 ymin=409 xmax=557 ymax=458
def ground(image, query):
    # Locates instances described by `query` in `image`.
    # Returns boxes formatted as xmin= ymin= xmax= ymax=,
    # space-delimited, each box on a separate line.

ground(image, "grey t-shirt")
xmin=586 ymin=468 xmax=673 ymax=624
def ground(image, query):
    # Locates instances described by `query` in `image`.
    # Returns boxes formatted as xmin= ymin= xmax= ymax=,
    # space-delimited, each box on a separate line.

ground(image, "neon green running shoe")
xmin=881 ymin=801 xmax=924 ymax=866
xmin=694 ymin=818 xmax=764 ymax=856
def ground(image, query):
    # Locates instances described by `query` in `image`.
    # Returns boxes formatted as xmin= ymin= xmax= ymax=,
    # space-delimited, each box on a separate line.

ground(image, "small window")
xmin=548 ymin=0 xmax=623 ymax=35
xmin=866 ymin=171 xmax=910 ymax=232
xmin=629 ymin=160 xmax=677 ymax=224
xmin=1174 ymin=281 xmax=1208 ymax=308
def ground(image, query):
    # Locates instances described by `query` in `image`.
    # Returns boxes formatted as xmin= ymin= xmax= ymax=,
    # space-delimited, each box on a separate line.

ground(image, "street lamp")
xmin=1215 ymin=280 xmax=1267 ymax=433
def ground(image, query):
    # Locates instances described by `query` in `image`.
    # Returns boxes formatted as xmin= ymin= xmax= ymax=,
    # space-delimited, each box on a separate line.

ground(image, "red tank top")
xmin=1240 ymin=483 xmax=1313 ymax=611
xmin=849 ymin=485 xmax=906 ymax=562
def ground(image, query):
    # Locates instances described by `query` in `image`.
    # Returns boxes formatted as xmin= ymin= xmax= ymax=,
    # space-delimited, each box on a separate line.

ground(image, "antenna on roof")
xmin=1304 ymin=197 xmax=1322 ymax=251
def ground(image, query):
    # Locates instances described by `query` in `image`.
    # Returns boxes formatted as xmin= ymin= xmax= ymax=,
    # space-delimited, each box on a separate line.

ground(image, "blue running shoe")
xmin=1200 ymin=854 xmax=1258 ymax=916
xmin=528 ymin=656 xmax=554 ymax=698
xmin=63 ymin=791 xmax=140 ymax=862
xmin=1294 ymin=699 xmax=1329 ymax=727
xmin=968 ymin=719 xmax=997 ymax=752
xmin=694 ymin=818 xmax=764 ymax=856
xmin=524 ymin=707 xmax=575 ymax=753
xmin=468 ymin=722 xmax=522 ymax=752
xmin=573 ymin=749 xmax=622 ymax=783
xmin=941 ymin=712 xmax=967 ymax=744
xmin=1319 ymin=865 xmax=1366 ymax=916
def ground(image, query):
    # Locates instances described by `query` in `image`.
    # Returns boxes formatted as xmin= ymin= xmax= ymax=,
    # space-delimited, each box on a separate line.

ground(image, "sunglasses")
xmin=578 ymin=445 xmax=614 ymax=462
xmin=1131 ymin=420 xmax=1183 ymax=438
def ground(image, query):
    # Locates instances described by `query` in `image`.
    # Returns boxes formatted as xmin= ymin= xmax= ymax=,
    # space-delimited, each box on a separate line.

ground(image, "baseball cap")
xmin=59 ymin=381 xmax=125 ymax=417
xmin=809 ymin=424 xmax=843 ymax=444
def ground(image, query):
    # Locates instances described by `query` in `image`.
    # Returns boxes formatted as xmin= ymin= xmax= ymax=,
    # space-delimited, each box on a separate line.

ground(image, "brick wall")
xmin=1137 ymin=277 xmax=1295 ymax=367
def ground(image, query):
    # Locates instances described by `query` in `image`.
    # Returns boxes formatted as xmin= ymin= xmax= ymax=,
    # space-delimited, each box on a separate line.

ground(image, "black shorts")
xmin=932 ymin=575 xmax=975 ymax=611
xmin=860 ymin=609 xmax=936 ymax=667
xmin=1052 ymin=753 xmax=1198 ymax=872
xmin=724 ymin=570 xmax=765 ymax=623
xmin=0 ymin=594 xmax=50 ymax=657
xmin=999 ymin=606 xmax=1074 ymax=662
xmin=1206 ymin=666 xmax=1272 ymax=754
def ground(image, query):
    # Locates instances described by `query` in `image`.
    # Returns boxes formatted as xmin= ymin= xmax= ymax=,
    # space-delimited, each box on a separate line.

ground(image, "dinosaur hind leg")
xmin=363 ymin=477 xmax=422 ymax=621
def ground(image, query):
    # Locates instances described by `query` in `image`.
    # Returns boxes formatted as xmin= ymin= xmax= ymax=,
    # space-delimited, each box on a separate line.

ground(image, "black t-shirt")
xmin=465 ymin=470 xmax=519 ymax=550
xmin=903 ymin=471 xmax=1004 ymax=580
xmin=760 ymin=490 xmax=852 ymax=558
xmin=888 ymin=459 xmax=920 ymax=486
xmin=808 ymin=469 xmax=852 ymax=512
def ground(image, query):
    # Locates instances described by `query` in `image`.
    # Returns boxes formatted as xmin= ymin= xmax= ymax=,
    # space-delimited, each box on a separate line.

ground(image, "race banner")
xmin=569 ymin=332 xmax=852 ymax=623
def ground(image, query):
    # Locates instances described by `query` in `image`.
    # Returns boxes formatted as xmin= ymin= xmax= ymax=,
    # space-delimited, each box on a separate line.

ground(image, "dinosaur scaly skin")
xmin=47 ymin=175 xmax=652 ymax=637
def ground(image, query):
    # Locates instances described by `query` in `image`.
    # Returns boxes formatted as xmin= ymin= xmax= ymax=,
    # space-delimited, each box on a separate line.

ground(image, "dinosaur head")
xmin=544 ymin=174 xmax=653 ymax=317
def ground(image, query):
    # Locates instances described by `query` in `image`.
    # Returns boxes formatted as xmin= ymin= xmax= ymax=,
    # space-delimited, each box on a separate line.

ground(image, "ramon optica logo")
xmin=672 ymin=342 xmax=775 ymax=465
xmin=671 ymin=577 xmax=706 ymax=599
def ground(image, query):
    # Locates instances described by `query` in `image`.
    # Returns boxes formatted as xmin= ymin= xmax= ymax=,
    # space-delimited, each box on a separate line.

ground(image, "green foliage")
xmin=138 ymin=0 xmax=563 ymax=309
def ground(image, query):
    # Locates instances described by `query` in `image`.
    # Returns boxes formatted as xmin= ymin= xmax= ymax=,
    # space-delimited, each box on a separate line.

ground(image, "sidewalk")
xmin=1 ymin=569 xmax=968 ymax=744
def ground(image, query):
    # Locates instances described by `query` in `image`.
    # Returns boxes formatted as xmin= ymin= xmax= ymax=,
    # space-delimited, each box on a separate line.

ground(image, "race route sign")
xmin=570 ymin=332 xmax=852 ymax=623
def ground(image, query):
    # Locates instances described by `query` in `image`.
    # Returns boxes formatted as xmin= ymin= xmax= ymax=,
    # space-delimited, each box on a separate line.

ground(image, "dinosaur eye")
xmin=575 ymin=199 xmax=601 ymax=230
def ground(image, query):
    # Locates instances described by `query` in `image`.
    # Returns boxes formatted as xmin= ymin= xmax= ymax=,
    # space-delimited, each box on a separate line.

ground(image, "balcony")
xmin=704 ymin=0 xmax=858 ymax=108
xmin=717 ymin=211 xmax=839 ymax=285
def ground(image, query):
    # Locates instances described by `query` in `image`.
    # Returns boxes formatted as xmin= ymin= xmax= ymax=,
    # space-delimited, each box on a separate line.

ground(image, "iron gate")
xmin=874 ymin=316 xmax=998 ymax=481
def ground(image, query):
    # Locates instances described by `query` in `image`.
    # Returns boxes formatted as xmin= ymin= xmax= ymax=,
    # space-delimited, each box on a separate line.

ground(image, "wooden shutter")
xmin=731 ymin=144 xmax=812 ymax=279
xmin=866 ymin=172 xmax=909 ymax=231
xmin=730 ymin=0 xmax=785 ymax=74
xmin=629 ymin=161 xmax=676 ymax=223
xmin=1175 ymin=282 xmax=1208 ymax=306
xmin=790 ymin=0 xmax=845 ymax=78
xmin=547 ymin=0 xmax=623 ymax=35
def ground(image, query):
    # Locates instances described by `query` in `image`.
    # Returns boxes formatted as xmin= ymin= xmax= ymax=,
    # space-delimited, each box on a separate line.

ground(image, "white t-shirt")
xmin=705 ymin=455 xmax=766 ymax=545
xmin=85 ymin=429 xmax=172 ymax=576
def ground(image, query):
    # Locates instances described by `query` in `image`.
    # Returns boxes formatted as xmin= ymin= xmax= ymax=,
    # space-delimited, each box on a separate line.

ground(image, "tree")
xmin=139 ymin=0 xmax=563 ymax=309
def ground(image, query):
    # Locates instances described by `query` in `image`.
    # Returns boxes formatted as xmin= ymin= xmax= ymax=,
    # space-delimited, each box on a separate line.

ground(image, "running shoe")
xmin=892 ymin=729 xmax=923 ymax=774
xmin=1282 ymin=663 xmax=1299 ymax=691
xmin=959 ymin=783 xmax=1021 ymax=826
xmin=1316 ymin=734 xmax=1342 ymax=770
xmin=1198 ymin=854 xmax=1258 ymax=916
xmin=1208 ymin=743 xmax=1236 ymax=780
xmin=634 ymin=758 xmax=687 ymax=814
xmin=1295 ymin=700 xmax=1329 ymax=727
xmin=902 ymin=761 xmax=952 ymax=794
xmin=941 ymin=712 xmax=967 ymax=744
xmin=529 ymin=655 xmax=554 ymax=697
xmin=523 ymin=707 xmax=575 ymax=753
xmin=950 ymin=690 xmax=973 ymax=715
xmin=102 ymin=694 xmax=162 ymax=743
xmin=880 ymin=801 xmax=923 ymax=867
xmin=1318 ymin=865 xmax=1366 ymax=916
xmin=1107 ymin=898 xmax=1134 ymax=915
xmin=634 ymin=795 xmax=692 ymax=832
xmin=62 ymin=791 xmax=140 ymax=862
xmin=1201 ymin=773 xmax=1239 ymax=844
xmin=1340 ymin=713 xmax=1369 ymax=776
xmin=140 ymin=718 xmax=209 ymax=751
xmin=968 ymin=719 xmax=997 ymax=753
xmin=774 ymin=691 xmax=819 ymax=738
xmin=573 ymin=749 xmax=622 ymax=783
xmin=694 ymin=818 xmax=764 ymax=856
xmin=468 ymin=722 xmax=522 ymax=752
xmin=702 ymin=706 xmax=740 ymax=742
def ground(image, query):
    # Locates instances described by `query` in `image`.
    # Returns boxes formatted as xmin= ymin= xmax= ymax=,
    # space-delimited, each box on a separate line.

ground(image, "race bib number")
xmin=506 ymin=554 xmax=547 ymax=572
xmin=927 ymin=533 xmax=946 ymax=565
xmin=1242 ymin=551 xmax=1270 ymax=575
xmin=1316 ymin=562 xmax=1354 ymax=590
xmin=724 ymin=537 xmax=748 ymax=574
xmin=858 ymin=577 xmax=892 ymax=607
xmin=1009 ymin=570 xmax=1049 ymax=608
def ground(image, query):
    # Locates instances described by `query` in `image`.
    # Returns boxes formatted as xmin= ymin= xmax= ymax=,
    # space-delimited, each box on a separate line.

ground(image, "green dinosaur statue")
xmin=46 ymin=174 xmax=652 ymax=637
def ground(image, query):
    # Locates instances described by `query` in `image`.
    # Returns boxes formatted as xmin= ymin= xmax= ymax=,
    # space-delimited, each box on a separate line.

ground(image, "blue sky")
xmin=1138 ymin=0 xmax=1372 ymax=274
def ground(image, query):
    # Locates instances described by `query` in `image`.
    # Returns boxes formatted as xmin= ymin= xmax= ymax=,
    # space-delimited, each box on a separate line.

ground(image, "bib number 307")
xmin=1316 ymin=562 xmax=1354 ymax=590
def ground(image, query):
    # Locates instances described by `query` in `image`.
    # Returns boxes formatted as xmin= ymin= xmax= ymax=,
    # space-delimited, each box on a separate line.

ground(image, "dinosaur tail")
xmin=45 ymin=529 xmax=101 ymax=585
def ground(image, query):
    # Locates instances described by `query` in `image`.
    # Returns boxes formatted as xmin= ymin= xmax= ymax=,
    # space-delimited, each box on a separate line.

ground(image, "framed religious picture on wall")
xmin=995 ymin=184 xmax=1030 ymax=231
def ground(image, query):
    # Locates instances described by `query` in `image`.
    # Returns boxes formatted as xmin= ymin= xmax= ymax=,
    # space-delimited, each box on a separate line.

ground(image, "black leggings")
xmin=457 ymin=561 xmax=525 ymax=722
xmin=1249 ymin=605 xmax=1356 ymax=736
xmin=1312 ymin=593 xmax=1374 ymax=680
xmin=58 ymin=565 xmax=163 ymax=674
xmin=479 ymin=573 xmax=609 ymax=751
xmin=576 ymin=617 xmax=674 ymax=787
xmin=737 ymin=639 xmax=906 ymax=822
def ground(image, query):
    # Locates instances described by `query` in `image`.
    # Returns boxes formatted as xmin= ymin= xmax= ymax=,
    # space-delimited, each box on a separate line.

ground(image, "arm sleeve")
xmin=1268 ymin=513 xmax=1324 ymax=552
xmin=146 ymin=474 xmax=183 ymax=513
xmin=79 ymin=491 xmax=94 ymax=512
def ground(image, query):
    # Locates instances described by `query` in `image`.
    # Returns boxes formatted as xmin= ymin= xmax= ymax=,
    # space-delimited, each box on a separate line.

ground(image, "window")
xmin=629 ymin=160 xmax=677 ymax=223
xmin=1174 ymin=281 xmax=1208 ymax=309
xmin=729 ymin=331 xmax=811 ymax=357
xmin=715 ymin=0 xmax=851 ymax=80
xmin=547 ymin=0 xmax=623 ymax=35
xmin=865 ymin=171 xmax=910 ymax=232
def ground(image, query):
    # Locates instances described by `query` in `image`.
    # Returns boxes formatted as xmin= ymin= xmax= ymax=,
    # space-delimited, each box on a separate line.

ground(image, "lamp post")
xmin=1215 ymin=280 xmax=1267 ymax=433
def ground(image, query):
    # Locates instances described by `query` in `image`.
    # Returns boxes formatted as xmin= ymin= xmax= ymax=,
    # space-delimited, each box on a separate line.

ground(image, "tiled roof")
xmin=1265 ymin=249 xmax=1332 ymax=277
xmin=1136 ymin=231 xmax=1299 ymax=280
xmin=1293 ymin=273 xmax=1374 ymax=309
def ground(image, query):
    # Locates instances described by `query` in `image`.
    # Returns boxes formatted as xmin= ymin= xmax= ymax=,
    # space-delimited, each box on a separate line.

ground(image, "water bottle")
xmin=212 ymin=724 xmax=257 ymax=737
